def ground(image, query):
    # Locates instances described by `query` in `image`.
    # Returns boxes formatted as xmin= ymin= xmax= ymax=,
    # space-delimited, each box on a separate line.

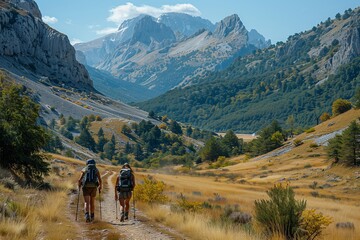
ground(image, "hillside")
xmin=1 ymin=109 xmax=358 ymax=240
xmin=136 ymin=8 xmax=360 ymax=133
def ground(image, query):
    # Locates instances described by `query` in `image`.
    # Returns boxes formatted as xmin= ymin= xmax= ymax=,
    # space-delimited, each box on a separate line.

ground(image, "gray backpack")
xmin=117 ymin=168 xmax=132 ymax=192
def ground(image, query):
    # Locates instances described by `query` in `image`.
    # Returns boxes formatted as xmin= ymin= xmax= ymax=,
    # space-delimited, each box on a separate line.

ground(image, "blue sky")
xmin=36 ymin=0 xmax=359 ymax=45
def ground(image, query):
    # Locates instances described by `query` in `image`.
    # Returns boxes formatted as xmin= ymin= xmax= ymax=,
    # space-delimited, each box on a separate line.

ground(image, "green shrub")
xmin=293 ymin=139 xmax=303 ymax=147
xmin=309 ymin=143 xmax=319 ymax=148
xmin=305 ymin=128 xmax=315 ymax=133
xmin=254 ymin=183 xmax=306 ymax=239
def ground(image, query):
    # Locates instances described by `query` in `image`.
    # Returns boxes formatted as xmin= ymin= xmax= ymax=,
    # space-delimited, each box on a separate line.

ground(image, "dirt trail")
xmin=101 ymin=171 xmax=181 ymax=240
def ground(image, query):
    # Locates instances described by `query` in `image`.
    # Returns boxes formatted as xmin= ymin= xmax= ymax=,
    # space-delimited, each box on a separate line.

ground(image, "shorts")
xmin=118 ymin=191 xmax=132 ymax=200
xmin=82 ymin=187 xmax=97 ymax=197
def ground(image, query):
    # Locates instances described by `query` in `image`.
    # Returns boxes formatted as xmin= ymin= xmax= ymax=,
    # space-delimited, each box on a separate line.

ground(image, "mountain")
xmin=75 ymin=13 xmax=269 ymax=100
xmin=94 ymin=14 xmax=255 ymax=96
xmin=74 ymin=15 xmax=146 ymax=66
xmin=136 ymin=8 xmax=360 ymax=133
xmin=248 ymin=29 xmax=271 ymax=49
xmin=85 ymin=65 xmax=157 ymax=103
xmin=157 ymin=12 xmax=215 ymax=39
xmin=0 ymin=0 xmax=93 ymax=91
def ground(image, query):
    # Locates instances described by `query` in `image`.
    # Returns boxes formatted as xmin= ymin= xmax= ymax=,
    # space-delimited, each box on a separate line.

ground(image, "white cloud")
xmin=96 ymin=27 xmax=118 ymax=36
xmin=70 ymin=38 xmax=83 ymax=45
xmin=107 ymin=2 xmax=201 ymax=25
xmin=88 ymin=24 xmax=101 ymax=29
xmin=42 ymin=16 xmax=58 ymax=24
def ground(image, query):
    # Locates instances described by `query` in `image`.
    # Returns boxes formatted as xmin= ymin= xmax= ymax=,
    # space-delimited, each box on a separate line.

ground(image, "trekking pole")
xmin=75 ymin=186 xmax=80 ymax=221
xmin=116 ymin=198 xmax=118 ymax=220
xmin=99 ymin=189 xmax=102 ymax=220
xmin=133 ymin=190 xmax=136 ymax=219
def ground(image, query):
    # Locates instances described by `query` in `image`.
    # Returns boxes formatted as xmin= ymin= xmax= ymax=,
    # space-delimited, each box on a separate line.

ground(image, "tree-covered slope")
xmin=136 ymin=8 xmax=360 ymax=133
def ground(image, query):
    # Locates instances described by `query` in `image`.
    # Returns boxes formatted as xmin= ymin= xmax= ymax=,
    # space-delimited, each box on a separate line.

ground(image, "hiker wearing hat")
xmin=78 ymin=159 xmax=102 ymax=222
xmin=115 ymin=163 xmax=136 ymax=221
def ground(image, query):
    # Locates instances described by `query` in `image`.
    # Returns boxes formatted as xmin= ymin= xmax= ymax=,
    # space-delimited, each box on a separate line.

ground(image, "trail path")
xmin=101 ymin=171 xmax=182 ymax=240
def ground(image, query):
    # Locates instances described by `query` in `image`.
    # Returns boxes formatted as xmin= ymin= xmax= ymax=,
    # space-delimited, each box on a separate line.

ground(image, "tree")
xmin=335 ymin=13 xmax=341 ymax=20
xmin=320 ymin=112 xmax=331 ymax=122
xmin=76 ymin=127 xmax=96 ymax=152
xmin=79 ymin=116 xmax=89 ymax=130
xmin=121 ymin=125 xmax=132 ymax=135
xmin=133 ymin=143 xmax=144 ymax=161
xmin=200 ymin=136 xmax=227 ymax=161
xmin=341 ymin=121 xmax=360 ymax=166
xmin=96 ymin=127 xmax=107 ymax=152
xmin=354 ymin=88 xmax=360 ymax=109
xmin=124 ymin=142 xmax=132 ymax=154
xmin=148 ymin=110 xmax=156 ymax=119
xmin=49 ymin=119 xmax=56 ymax=129
xmin=169 ymin=120 xmax=182 ymax=134
xmin=332 ymin=98 xmax=352 ymax=116
xmin=0 ymin=80 xmax=50 ymax=181
xmin=65 ymin=116 xmax=77 ymax=131
xmin=103 ymin=141 xmax=115 ymax=160
xmin=222 ymin=130 xmax=240 ymax=155
xmin=286 ymin=115 xmax=295 ymax=138
xmin=326 ymin=134 xmax=342 ymax=163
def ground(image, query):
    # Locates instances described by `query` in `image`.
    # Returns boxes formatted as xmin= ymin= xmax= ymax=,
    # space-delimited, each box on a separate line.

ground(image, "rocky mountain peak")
xmin=6 ymin=0 xmax=41 ymax=19
xmin=0 ymin=1 xmax=93 ymax=91
xmin=214 ymin=14 xmax=247 ymax=38
xmin=131 ymin=15 xmax=176 ymax=45
xmin=157 ymin=12 xmax=215 ymax=37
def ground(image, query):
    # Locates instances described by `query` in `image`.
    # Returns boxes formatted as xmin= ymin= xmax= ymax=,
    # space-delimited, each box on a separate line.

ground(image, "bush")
xmin=301 ymin=209 xmax=333 ymax=239
xmin=293 ymin=139 xmax=303 ymax=147
xmin=134 ymin=176 xmax=168 ymax=204
xmin=172 ymin=193 xmax=203 ymax=213
xmin=254 ymin=183 xmax=306 ymax=239
xmin=305 ymin=128 xmax=315 ymax=133
xmin=332 ymin=98 xmax=352 ymax=116
xmin=309 ymin=143 xmax=319 ymax=148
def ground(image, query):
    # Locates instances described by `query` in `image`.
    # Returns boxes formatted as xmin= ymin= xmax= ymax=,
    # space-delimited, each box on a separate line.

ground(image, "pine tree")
xmin=96 ymin=127 xmax=107 ymax=152
xmin=326 ymin=134 xmax=343 ymax=163
xmin=103 ymin=141 xmax=115 ymax=160
xmin=341 ymin=121 xmax=360 ymax=166
xmin=76 ymin=127 xmax=96 ymax=152
xmin=0 ymin=80 xmax=50 ymax=181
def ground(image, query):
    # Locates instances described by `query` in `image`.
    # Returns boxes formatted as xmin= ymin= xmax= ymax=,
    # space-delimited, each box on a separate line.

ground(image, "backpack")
xmin=82 ymin=164 xmax=99 ymax=187
xmin=117 ymin=168 xmax=132 ymax=192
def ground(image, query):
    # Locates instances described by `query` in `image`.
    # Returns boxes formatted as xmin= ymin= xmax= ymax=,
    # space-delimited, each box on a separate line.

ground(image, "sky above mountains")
xmin=35 ymin=0 xmax=359 ymax=45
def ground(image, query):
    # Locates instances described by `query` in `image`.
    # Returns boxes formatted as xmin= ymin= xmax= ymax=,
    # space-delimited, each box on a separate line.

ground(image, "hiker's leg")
xmin=119 ymin=198 xmax=125 ymax=221
xmin=90 ymin=196 xmax=95 ymax=215
xmin=84 ymin=195 xmax=90 ymax=213
xmin=124 ymin=198 xmax=130 ymax=213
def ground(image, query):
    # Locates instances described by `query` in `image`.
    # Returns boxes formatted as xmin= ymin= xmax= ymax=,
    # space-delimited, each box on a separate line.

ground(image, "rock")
xmin=229 ymin=212 xmax=252 ymax=224
xmin=336 ymin=222 xmax=355 ymax=229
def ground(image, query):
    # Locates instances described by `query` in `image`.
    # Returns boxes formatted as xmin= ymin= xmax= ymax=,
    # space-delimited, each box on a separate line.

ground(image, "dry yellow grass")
xmin=143 ymin=204 xmax=260 ymax=240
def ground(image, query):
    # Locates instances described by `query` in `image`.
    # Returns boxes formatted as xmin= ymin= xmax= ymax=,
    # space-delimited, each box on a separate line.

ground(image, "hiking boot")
xmin=120 ymin=212 xmax=125 ymax=222
xmin=85 ymin=212 xmax=91 ymax=223
xmin=90 ymin=213 xmax=94 ymax=222
xmin=124 ymin=212 xmax=129 ymax=220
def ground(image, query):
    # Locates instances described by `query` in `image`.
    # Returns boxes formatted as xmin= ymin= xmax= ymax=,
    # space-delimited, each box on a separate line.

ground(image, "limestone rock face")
xmin=0 ymin=1 xmax=93 ymax=90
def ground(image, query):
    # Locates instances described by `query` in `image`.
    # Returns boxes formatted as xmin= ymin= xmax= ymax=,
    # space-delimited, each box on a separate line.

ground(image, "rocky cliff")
xmin=0 ymin=0 xmax=93 ymax=91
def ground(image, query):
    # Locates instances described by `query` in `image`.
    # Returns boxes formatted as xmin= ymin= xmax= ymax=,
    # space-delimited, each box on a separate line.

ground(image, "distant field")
xmin=217 ymin=132 xmax=257 ymax=141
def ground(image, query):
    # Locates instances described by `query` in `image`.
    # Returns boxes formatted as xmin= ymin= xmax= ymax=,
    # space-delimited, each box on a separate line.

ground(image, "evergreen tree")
xmin=0 ymin=80 xmax=50 ymax=181
xmin=326 ymin=134 xmax=343 ymax=163
xmin=222 ymin=130 xmax=240 ymax=155
xmin=354 ymin=88 xmax=360 ymax=109
xmin=76 ymin=127 xmax=96 ymax=152
xmin=111 ymin=134 xmax=116 ymax=145
xmin=49 ymin=119 xmax=56 ymax=129
xmin=103 ymin=141 xmax=115 ymax=160
xmin=96 ymin=127 xmax=107 ymax=152
xmin=79 ymin=116 xmax=89 ymax=130
xmin=169 ymin=120 xmax=182 ymax=134
xmin=200 ymin=136 xmax=227 ymax=161
xmin=341 ymin=121 xmax=360 ymax=166
xmin=124 ymin=142 xmax=132 ymax=154
xmin=65 ymin=116 xmax=77 ymax=131
xmin=286 ymin=115 xmax=295 ymax=138
xmin=133 ymin=143 xmax=144 ymax=161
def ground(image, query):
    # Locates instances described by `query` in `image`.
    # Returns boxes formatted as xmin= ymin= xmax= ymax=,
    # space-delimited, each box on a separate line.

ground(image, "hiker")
xmin=115 ymin=163 xmax=136 ymax=222
xmin=78 ymin=159 xmax=102 ymax=222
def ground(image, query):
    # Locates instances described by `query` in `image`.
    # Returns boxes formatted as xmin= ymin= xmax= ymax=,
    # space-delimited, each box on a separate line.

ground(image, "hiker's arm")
xmin=97 ymin=171 xmax=102 ymax=192
xmin=115 ymin=176 xmax=119 ymax=201
xmin=78 ymin=172 xmax=84 ymax=187
xmin=131 ymin=174 xmax=136 ymax=190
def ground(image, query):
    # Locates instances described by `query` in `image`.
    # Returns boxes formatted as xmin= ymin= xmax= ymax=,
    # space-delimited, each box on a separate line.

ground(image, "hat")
xmin=86 ymin=159 xmax=96 ymax=165
xmin=123 ymin=162 xmax=130 ymax=167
